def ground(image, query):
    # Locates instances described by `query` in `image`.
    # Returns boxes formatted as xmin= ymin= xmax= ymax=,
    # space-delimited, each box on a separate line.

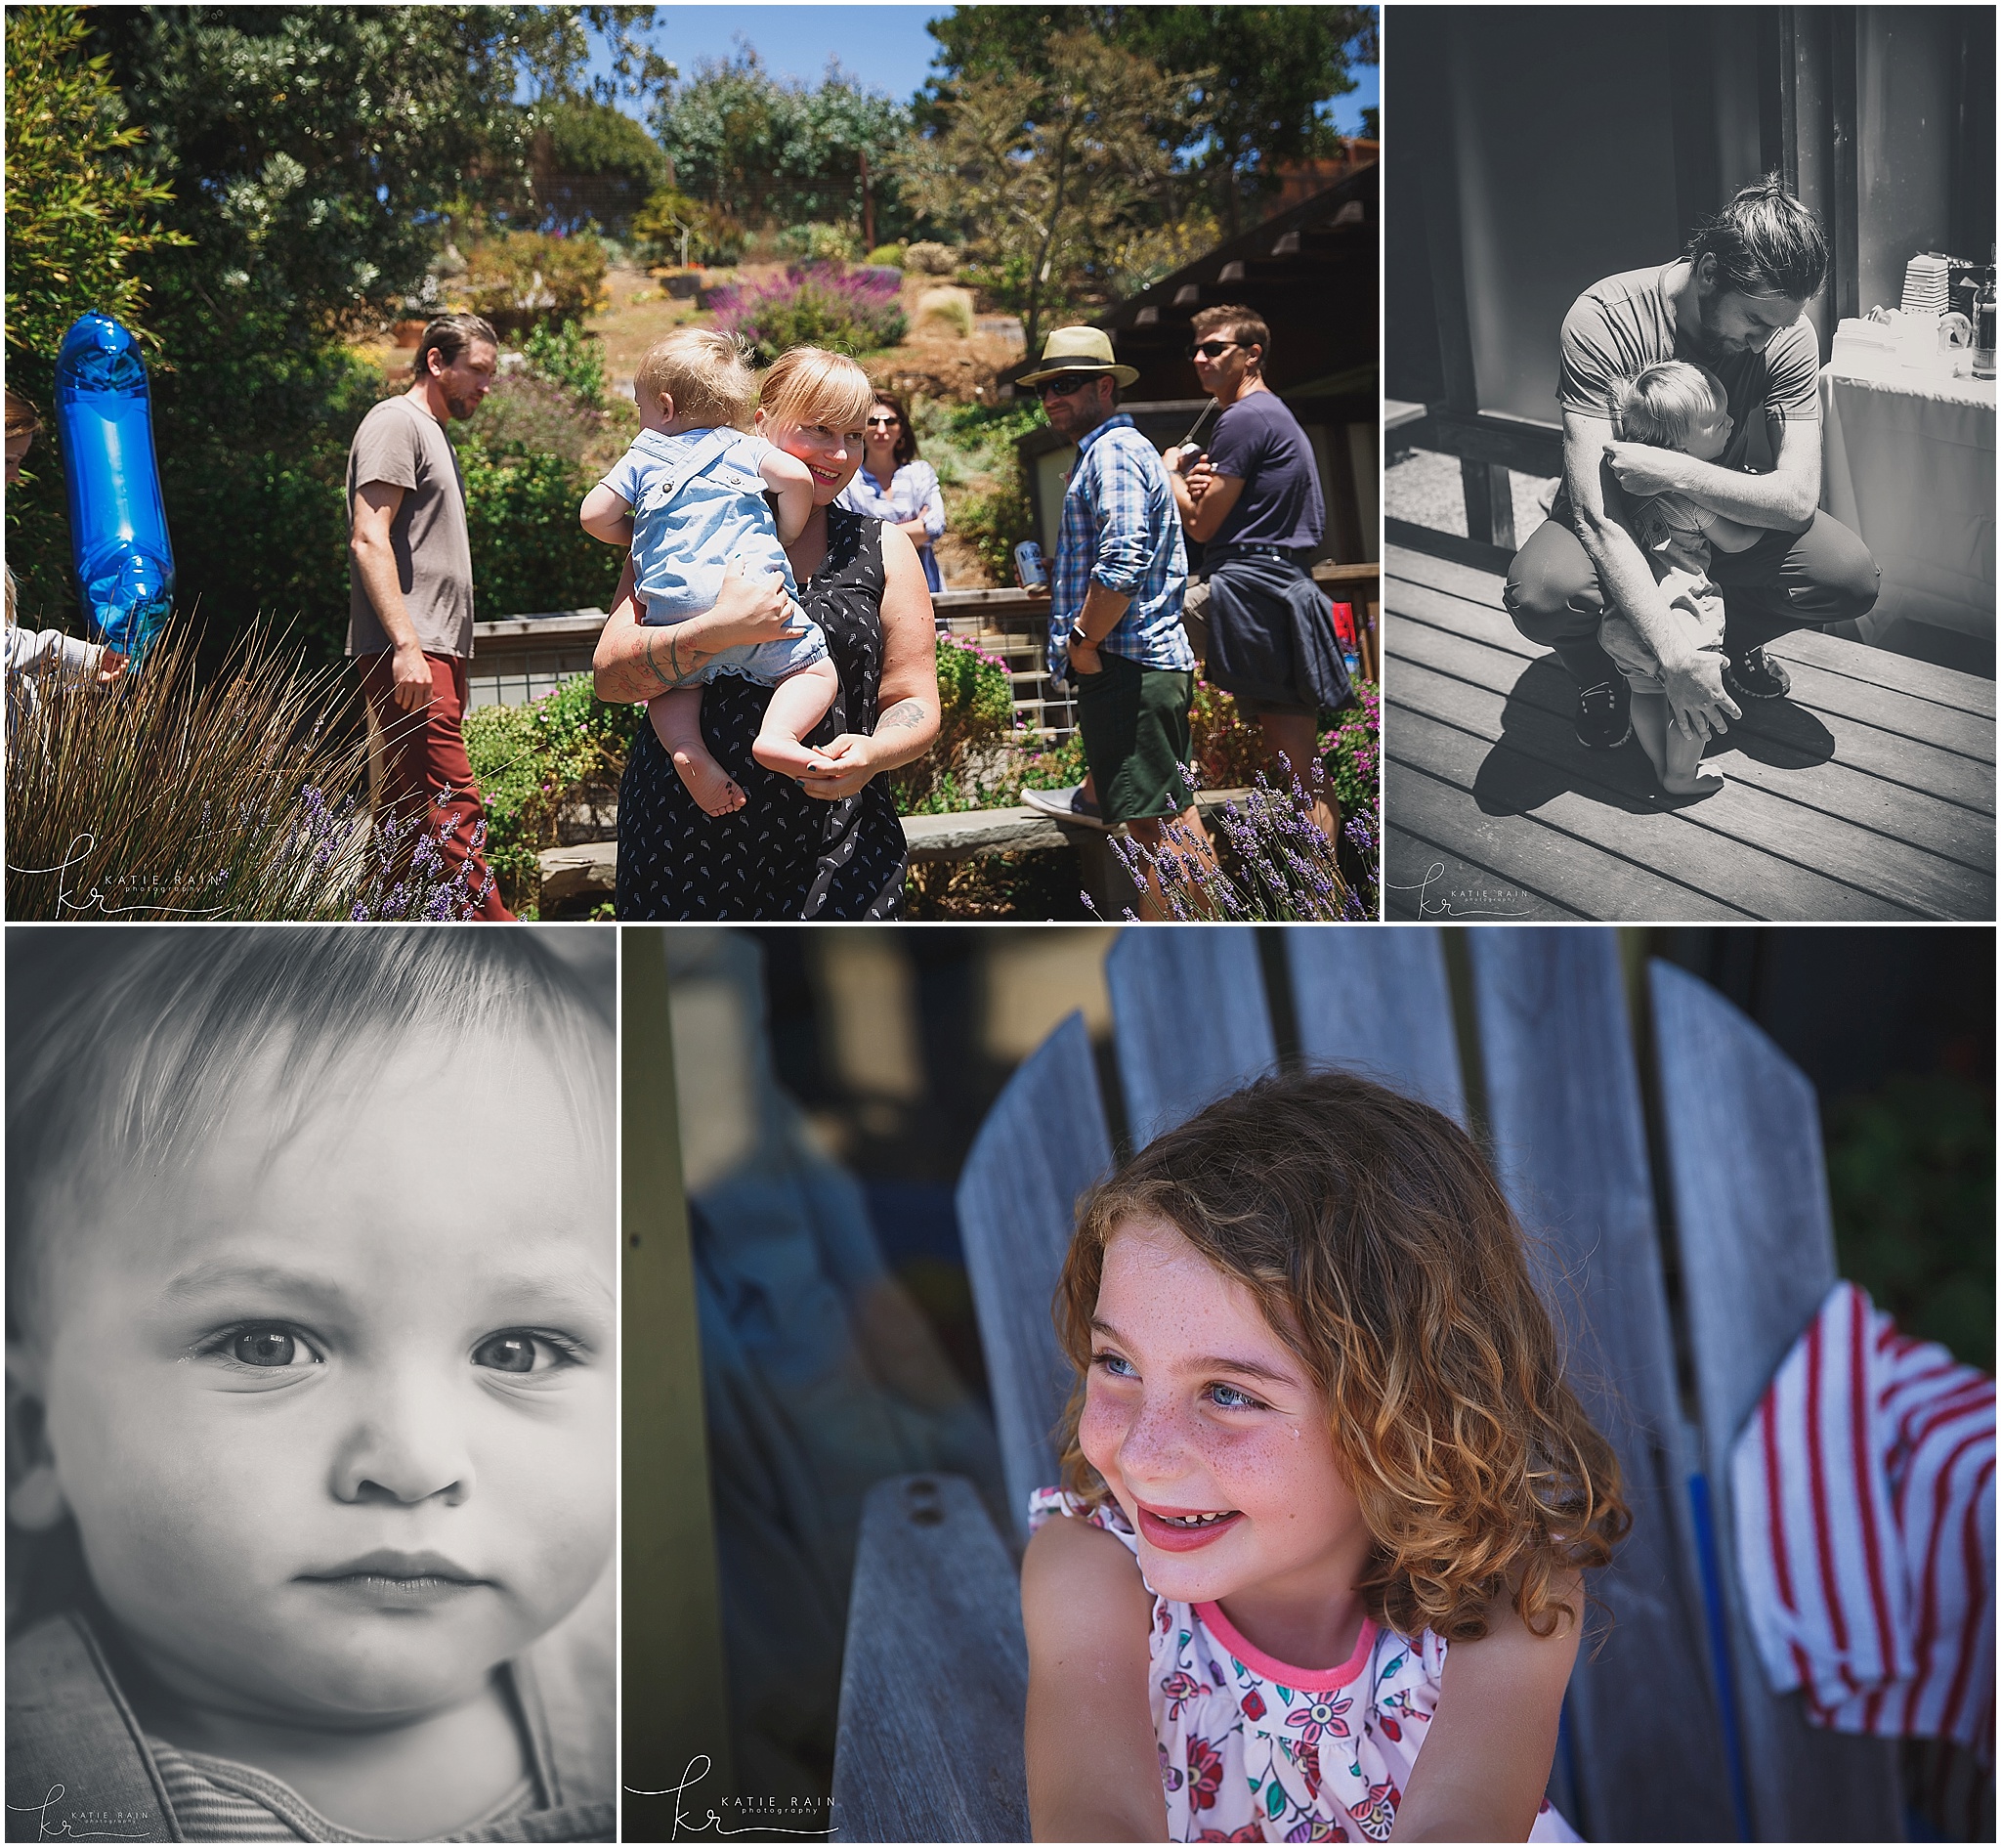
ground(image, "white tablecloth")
xmin=1818 ymin=343 xmax=1995 ymax=641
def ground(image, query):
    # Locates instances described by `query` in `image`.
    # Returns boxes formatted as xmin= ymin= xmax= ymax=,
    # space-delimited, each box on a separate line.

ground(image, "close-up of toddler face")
xmin=16 ymin=1021 xmax=616 ymax=1726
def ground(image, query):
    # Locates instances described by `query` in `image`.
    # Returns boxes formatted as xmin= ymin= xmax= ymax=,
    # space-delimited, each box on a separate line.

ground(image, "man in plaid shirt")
xmin=1018 ymin=327 xmax=1212 ymax=912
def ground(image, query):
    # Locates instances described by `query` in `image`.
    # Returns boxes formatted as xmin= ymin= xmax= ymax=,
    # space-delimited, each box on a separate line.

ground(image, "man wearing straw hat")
xmin=1018 ymin=327 xmax=1212 ymax=913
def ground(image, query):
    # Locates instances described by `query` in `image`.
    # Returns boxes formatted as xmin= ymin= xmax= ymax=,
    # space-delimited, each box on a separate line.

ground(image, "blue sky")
xmin=578 ymin=6 xmax=1378 ymax=134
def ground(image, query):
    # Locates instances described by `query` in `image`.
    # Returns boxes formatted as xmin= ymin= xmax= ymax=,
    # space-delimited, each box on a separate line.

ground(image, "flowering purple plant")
xmin=1084 ymin=755 xmax=1377 ymax=923
xmin=709 ymin=263 xmax=907 ymax=365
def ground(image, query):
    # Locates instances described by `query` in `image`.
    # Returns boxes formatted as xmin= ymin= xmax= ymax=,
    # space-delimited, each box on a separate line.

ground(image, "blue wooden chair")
xmin=830 ymin=928 xmax=1902 ymax=1841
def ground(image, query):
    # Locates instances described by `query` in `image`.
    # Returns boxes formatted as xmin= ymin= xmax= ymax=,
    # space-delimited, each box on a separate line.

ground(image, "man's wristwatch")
xmin=1069 ymin=624 xmax=1091 ymax=649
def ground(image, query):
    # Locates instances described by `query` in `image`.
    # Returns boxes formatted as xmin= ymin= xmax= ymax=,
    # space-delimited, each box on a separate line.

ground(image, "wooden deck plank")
xmin=1398 ymin=616 xmax=1996 ymax=874
xmin=1394 ymin=581 xmax=1996 ymax=814
xmin=1775 ymin=623 xmax=1997 ymax=720
xmin=1388 ymin=697 xmax=1929 ymax=919
xmin=1384 ymin=824 xmax=1591 ymax=921
xmin=1387 ymin=752 xmax=1759 ymax=921
xmin=1390 ymin=539 xmax=1997 ymax=723
xmin=1392 ymin=659 xmax=1982 ymax=918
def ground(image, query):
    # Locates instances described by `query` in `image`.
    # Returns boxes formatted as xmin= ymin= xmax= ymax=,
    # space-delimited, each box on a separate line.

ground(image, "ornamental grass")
xmin=6 ymin=616 xmax=487 ymax=922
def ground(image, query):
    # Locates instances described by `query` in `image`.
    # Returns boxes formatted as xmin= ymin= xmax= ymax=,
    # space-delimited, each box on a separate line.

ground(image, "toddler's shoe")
xmin=1574 ymin=679 xmax=1633 ymax=751
xmin=1723 ymin=647 xmax=1791 ymax=701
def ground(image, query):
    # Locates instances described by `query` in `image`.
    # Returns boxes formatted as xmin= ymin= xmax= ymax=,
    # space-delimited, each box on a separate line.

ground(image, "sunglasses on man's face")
xmin=1036 ymin=374 xmax=1094 ymax=400
xmin=1188 ymin=339 xmax=1242 ymax=361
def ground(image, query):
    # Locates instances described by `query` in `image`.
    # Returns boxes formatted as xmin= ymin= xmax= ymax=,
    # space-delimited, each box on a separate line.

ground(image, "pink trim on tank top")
xmin=1193 ymin=1602 xmax=1379 ymax=1692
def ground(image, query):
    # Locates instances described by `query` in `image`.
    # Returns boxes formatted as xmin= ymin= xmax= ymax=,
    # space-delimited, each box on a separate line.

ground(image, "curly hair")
xmin=1054 ymin=1069 xmax=1630 ymax=1643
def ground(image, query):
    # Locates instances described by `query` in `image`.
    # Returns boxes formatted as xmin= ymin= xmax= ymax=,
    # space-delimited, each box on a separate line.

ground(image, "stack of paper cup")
xmin=1901 ymin=253 xmax=1950 ymax=316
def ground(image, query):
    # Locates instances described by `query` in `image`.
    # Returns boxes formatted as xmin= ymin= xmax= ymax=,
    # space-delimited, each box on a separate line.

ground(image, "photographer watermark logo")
xmin=9 ymin=1786 xmax=150 ymax=1840
xmin=626 ymin=1758 xmax=836 ymax=1839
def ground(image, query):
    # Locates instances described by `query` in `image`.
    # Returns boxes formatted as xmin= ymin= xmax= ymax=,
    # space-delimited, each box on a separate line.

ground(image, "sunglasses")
xmin=1187 ymin=339 xmax=1242 ymax=361
xmin=1035 ymin=373 xmax=1095 ymax=399
xmin=866 ymin=414 xmax=901 ymax=428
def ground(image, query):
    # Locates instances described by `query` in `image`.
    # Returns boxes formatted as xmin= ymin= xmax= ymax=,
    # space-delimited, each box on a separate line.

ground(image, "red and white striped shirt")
xmin=1730 ymin=1281 xmax=1994 ymax=1760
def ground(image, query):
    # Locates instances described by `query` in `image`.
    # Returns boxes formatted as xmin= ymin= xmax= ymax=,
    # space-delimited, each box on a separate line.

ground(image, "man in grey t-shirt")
xmin=347 ymin=312 xmax=510 ymax=918
xmin=1504 ymin=178 xmax=1877 ymax=752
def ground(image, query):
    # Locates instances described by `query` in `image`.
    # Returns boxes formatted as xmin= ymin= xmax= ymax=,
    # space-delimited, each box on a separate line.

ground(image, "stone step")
xmin=537 ymin=788 xmax=1255 ymax=906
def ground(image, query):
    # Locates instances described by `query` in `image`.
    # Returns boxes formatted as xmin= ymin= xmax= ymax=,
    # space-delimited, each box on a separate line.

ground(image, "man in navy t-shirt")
xmin=1167 ymin=305 xmax=1350 ymax=842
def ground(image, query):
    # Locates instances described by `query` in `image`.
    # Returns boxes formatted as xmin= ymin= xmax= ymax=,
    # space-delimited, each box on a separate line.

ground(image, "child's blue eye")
xmin=474 ymin=1331 xmax=579 ymax=1374
xmin=1207 ymin=1382 xmax=1262 ymax=1411
xmin=1093 ymin=1352 xmax=1137 ymax=1380
xmin=232 ymin=1327 xmax=316 ymax=1368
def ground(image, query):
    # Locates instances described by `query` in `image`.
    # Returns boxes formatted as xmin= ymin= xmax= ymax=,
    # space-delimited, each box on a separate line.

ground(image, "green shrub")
xmin=776 ymin=220 xmax=860 ymax=264
xmin=523 ymin=318 xmax=607 ymax=405
xmin=1017 ymin=728 xmax=1086 ymax=791
xmin=890 ymin=633 xmax=1016 ymax=813
xmin=953 ymin=475 xmax=1037 ymax=582
xmin=904 ymin=240 xmax=958 ymax=277
xmin=460 ymin=230 xmax=609 ymax=334
xmin=632 ymin=188 xmax=744 ymax=266
xmin=1826 ymin=1072 xmax=1994 ymax=1372
xmin=918 ymin=398 xmax=1042 ymax=582
xmin=1321 ymin=679 xmax=1380 ymax=831
xmin=865 ymin=241 xmax=908 ymax=267
xmin=455 ymin=437 xmax=622 ymax=620
xmin=462 ymin=673 xmax=636 ymax=917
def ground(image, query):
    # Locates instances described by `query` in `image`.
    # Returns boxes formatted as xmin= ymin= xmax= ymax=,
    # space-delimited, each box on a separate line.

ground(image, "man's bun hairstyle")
xmin=1686 ymin=174 xmax=1829 ymax=303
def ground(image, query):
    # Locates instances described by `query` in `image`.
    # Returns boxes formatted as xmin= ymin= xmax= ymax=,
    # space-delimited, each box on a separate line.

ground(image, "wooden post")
xmin=860 ymin=148 xmax=875 ymax=254
xmin=620 ymin=929 xmax=735 ymax=1839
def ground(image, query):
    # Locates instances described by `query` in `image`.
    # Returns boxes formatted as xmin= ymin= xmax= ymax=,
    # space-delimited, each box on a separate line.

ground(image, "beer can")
xmin=1012 ymin=540 xmax=1046 ymax=589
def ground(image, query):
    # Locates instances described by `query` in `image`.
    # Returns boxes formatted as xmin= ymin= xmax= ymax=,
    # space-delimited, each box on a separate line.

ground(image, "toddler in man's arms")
xmin=581 ymin=328 xmax=838 ymax=816
xmin=1603 ymin=360 xmax=1767 ymax=795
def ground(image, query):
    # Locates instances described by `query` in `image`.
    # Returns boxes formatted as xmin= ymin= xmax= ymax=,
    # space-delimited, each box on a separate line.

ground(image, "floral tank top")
xmin=1029 ymin=1488 xmax=1578 ymax=1843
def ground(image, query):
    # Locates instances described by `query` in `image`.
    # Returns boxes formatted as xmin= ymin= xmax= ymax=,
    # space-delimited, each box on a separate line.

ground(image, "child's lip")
xmin=1135 ymin=1503 xmax=1244 ymax=1553
xmin=298 ymin=1548 xmax=489 ymax=1586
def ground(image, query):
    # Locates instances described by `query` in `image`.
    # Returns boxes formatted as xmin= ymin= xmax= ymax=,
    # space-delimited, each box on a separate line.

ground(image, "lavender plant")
xmin=1085 ymin=755 xmax=1378 ymax=923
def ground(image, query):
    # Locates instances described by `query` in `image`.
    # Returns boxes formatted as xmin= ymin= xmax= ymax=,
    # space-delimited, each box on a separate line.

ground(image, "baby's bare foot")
xmin=671 ymin=749 xmax=747 ymax=816
xmin=1661 ymin=762 xmax=1724 ymax=798
xmin=751 ymin=733 xmax=833 ymax=779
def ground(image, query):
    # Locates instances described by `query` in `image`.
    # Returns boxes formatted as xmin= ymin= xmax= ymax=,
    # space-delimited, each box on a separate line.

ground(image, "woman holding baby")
xmin=593 ymin=345 xmax=939 ymax=920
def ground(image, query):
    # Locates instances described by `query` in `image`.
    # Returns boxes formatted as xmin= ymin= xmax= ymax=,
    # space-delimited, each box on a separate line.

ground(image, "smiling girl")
xmin=1023 ymin=1071 xmax=1629 ymax=1842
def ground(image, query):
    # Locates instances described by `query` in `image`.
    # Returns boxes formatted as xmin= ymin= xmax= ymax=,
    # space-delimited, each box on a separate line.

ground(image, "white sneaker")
xmin=1021 ymin=785 xmax=1112 ymax=831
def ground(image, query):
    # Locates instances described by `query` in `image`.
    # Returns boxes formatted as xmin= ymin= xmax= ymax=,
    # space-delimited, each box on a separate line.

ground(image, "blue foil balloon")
xmin=55 ymin=313 xmax=175 ymax=661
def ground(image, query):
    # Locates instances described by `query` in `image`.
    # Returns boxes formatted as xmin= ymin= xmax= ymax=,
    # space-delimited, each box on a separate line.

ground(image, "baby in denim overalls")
xmin=582 ymin=328 xmax=837 ymax=815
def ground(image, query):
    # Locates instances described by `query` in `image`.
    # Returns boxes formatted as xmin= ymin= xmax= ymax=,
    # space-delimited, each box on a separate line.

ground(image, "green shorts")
xmin=1075 ymin=652 xmax=1196 ymax=824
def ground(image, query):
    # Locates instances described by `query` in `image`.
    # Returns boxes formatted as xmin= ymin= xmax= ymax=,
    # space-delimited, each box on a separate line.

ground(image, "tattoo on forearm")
xmin=643 ymin=626 xmax=707 ymax=691
xmin=877 ymin=698 xmax=927 ymax=733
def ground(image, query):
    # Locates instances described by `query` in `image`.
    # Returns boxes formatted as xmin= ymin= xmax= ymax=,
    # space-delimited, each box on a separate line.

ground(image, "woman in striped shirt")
xmin=838 ymin=389 xmax=948 ymax=592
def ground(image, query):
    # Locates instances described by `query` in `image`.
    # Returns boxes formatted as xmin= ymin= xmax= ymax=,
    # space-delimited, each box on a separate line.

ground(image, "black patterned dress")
xmin=615 ymin=508 xmax=908 ymax=920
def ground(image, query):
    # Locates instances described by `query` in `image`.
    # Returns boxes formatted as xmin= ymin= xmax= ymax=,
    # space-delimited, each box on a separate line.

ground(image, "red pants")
xmin=360 ymin=650 xmax=513 ymax=921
